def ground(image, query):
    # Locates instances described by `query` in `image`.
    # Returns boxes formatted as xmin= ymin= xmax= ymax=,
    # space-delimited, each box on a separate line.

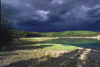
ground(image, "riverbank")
xmin=20 ymin=37 xmax=59 ymax=42
xmin=20 ymin=35 xmax=100 ymax=41
xmin=58 ymin=35 xmax=100 ymax=40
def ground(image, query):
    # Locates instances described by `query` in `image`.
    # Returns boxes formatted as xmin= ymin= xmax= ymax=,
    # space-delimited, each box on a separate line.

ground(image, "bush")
xmin=0 ymin=12 xmax=14 ymax=51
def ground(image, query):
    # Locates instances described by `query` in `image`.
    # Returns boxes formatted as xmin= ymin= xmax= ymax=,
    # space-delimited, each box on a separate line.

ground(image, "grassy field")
xmin=41 ymin=31 xmax=100 ymax=37
xmin=59 ymin=31 xmax=96 ymax=35
xmin=0 ymin=37 xmax=100 ymax=67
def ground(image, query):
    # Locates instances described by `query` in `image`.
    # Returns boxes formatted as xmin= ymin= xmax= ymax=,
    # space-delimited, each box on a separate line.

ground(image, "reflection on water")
xmin=43 ymin=38 xmax=100 ymax=49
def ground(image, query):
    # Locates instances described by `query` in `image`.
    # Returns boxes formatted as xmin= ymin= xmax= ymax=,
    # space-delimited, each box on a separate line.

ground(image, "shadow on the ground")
xmin=2 ymin=40 xmax=52 ymax=52
xmin=0 ymin=52 xmax=19 ymax=57
xmin=3 ymin=48 xmax=100 ymax=67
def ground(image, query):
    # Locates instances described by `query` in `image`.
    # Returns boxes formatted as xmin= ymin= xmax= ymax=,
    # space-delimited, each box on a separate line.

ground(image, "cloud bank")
xmin=1 ymin=0 xmax=100 ymax=32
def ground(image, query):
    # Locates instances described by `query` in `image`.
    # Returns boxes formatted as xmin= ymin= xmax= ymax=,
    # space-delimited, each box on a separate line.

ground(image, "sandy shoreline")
xmin=57 ymin=35 xmax=100 ymax=40
xmin=34 ymin=36 xmax=100 ymax=41
xmin=59 ymin=36 xmax=97 ymax=39
xmin=20 ymin=35 xmax=100 ymax=40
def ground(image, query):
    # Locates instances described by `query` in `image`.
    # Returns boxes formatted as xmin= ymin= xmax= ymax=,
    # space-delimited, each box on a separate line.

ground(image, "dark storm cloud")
xmin=87 ymin=7 xmax=100 ymax=15
xmin=1 ymin=0 xmax=100 ymax=32
xmin=1 ymin=3 xmax=20 ymax=17
xmin=18 ymin=19 xmax=53 ymax=27
xmin=87 ymin=7 xmax=100 ymax=18
xmin=83 ymin=19 xmax=100 ymax=31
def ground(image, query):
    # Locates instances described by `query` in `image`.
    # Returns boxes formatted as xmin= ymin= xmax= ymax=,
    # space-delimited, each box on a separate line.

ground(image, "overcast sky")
xmin=1 ymin=0 xmax=100 ymax=32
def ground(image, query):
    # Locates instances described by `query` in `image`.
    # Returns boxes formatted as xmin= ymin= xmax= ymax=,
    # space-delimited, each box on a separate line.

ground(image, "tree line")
xmin=12 ymin=30 xmax=45 ymax=40
xmin=0 ymin=12 xmax=45 ymax=50
xmin=41 ymin=31 xmax=100 ymax=37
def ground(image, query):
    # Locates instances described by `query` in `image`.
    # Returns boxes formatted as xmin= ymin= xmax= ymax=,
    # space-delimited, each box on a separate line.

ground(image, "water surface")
xmin=43 ymin=38 xmax=100 ymax=49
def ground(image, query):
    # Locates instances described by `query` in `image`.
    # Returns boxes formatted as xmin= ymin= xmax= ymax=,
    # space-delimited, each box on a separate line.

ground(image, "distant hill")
xmin=40 ymin=31 xmax=100 ymax=37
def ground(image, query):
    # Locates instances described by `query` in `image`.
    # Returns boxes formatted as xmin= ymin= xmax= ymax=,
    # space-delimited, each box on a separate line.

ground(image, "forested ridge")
xmin=41 ymin=31 xmax=100 ymax=37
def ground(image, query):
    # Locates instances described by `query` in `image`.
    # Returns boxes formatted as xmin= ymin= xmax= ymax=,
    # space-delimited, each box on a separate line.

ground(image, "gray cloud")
xmin=87 ymin=7 xmax=100 ymax=18
xmin=1 ymin=0 xmax=100 ymax=32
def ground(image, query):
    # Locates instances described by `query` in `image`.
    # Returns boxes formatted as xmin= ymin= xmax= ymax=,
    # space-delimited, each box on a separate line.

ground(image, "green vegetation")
xmin=1 ymin=48 xmax=5 ymax=56
xmin=38 ymin=43 xmax=77 ymax=50
xmin=12 ymin=30 xmax=100 ymax=39
xmin=20 ymin=38 xmax=77 ymax=50
xmin=12 ymin=30 xmax=45 ymax=38
xmin=0 ymin=12 xmax=14 ymax=50
xmin=41 ymin=31 xmax=100 ymax=37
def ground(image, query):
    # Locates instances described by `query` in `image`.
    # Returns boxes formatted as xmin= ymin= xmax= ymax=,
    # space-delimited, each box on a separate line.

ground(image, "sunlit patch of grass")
xmin=46 ymin=52 xmax=50 ymax=56
xmin=20 ymin=37 xmax=77 ymax=50
xmin=19 ymin=56 xmax=22 ymax=59
xmin=36 ymin=43 xmax=77 ymax=50
xmin=53 ymin=52 xmax=57 ymax=57
xmin=14 ymin=57 xmax=18 ymax=60
xmin=13 ymin=56 xmax=23 ymax=60
xmin=23 ymin=52 xmax=29 ymax=55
